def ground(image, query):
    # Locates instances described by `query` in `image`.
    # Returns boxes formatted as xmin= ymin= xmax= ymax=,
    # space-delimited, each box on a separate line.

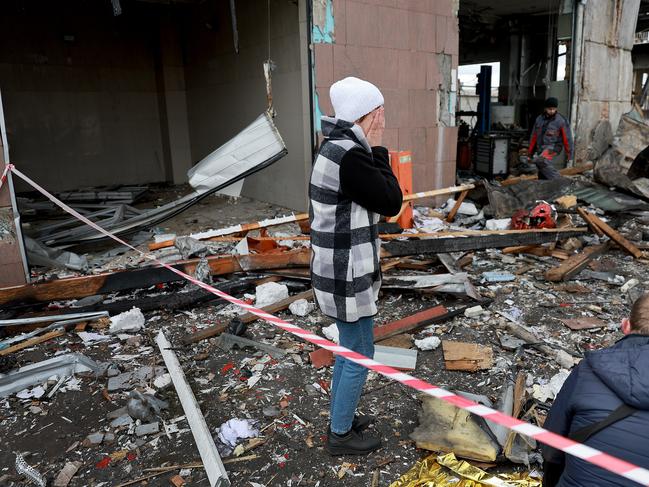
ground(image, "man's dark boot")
xmin=326 ymin=428 xmax=381 ymax=455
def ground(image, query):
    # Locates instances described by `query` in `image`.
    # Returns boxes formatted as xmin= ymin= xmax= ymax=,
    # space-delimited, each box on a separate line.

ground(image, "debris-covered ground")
xmin=2 ymin=167 xmax=649 ymax=486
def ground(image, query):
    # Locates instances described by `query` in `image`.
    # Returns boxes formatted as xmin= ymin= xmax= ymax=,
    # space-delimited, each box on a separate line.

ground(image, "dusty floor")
xmin=1 ymin=190 xmax=646 ymax=486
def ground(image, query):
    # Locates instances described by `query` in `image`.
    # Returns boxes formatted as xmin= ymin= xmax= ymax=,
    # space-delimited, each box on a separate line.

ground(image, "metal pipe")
xmin=0 ymin=311 xmax=108 ymax=327
xmin=569 ymin=0 xmax=587 ymax=167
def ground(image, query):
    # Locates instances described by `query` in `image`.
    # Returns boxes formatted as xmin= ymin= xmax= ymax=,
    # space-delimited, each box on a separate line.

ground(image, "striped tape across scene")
xmin=2 ymin=164 xmax=649 ymax=486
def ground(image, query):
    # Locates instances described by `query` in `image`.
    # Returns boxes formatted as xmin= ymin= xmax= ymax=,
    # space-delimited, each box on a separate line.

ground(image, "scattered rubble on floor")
xmin=3 ymin=123 xmax=649 ymax=485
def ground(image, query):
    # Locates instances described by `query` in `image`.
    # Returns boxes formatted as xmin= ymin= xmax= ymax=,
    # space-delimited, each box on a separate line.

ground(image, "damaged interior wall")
xmin=0 ymin=0 xmax=311 ymax=211
xmin=182 ymin=0 xmax=310 ymax=211
xmin=574 ymin=0 xmax=640 ymax=163
xmin=0 ymin=1 xmax=171 ymax=191
xmin=312 ymin=0 xmax=460 ymax=192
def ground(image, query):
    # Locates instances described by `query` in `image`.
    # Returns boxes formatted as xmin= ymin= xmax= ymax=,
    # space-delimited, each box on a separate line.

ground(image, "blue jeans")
xmin=330 ymin=316 xmax=375 ymax=434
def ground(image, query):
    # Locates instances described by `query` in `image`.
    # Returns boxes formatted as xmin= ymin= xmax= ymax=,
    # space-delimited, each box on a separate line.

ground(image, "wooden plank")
xmin=183 ymin=290 xmax=314 ymax=344
xmin=576 ymin=208 xmax=604 ymax=236
xmin=379 ymin=227 xmax=588 ymax=240
xmin=149 ymin=214 xmax=310 ymax=250
xmin=0 ymin=250 xmax=310 ymax=306
xmin=373 ymin=305 xmax=449 ymax=341
xmin=237 ymin=289 xmax=314 ymax=324
xmin=502 ymin=245 xmax=569 ymax=259
xmin=501 ymin=163 xmax=593 ymax=186
xmin=0 ymin=329 xmax=65 ymax=356
xmin=387 ymin=184 xmax=476 ymax=223
xmin=310 ymin=304 xmax=450 ymax=368
xmin=446 ymin=190 xmax=469 ymax=223
xmin=382 ymin=229 xmax=586 ymax=256
xmin=402 ymin=184 xmax=476 ymax=202
xmin=580 ymin=209 xmax=643 ymax=258
xmin=442 ymin=341 xmax=493 ymax=372
xmin=544 ymin=244 xmax=610 ymax=282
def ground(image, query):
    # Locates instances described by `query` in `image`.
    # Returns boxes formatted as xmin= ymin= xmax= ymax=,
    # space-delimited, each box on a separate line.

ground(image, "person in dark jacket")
xmin=309 ymin=77 xmax=403 ymax=455
xmin=542 ymin=293 xmax=649 ymax=486
xmin=528 ymin=97 xmax=574 ymax=179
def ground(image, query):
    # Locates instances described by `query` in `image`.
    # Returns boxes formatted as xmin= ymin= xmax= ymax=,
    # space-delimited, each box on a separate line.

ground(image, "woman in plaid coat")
xmin=309 ymin=77 xmax=403 ymax=455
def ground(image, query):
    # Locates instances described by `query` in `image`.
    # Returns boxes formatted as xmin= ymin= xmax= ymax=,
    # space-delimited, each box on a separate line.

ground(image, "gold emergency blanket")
xmin=389 ymin=453 xmax=542 ymax=487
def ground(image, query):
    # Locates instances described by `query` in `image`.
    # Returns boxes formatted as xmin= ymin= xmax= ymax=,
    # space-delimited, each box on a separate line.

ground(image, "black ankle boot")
xmin=326 ymin=428 xmax=381 ymax=455
xmin=352 ymin=414 xmax=374 ymax=432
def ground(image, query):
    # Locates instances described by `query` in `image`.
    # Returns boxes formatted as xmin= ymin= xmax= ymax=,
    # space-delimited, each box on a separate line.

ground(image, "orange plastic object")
xmin=389 ymin=150 xmax=413 ymax=228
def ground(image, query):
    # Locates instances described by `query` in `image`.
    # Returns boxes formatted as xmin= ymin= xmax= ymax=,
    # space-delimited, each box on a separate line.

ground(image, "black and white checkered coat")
xmin=309 ymin=117 xmax=384 ymax=323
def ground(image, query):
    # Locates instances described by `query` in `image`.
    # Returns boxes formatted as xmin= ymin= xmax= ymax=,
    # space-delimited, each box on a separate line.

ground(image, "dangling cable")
xmin=264 ymin=0 xmax=275 ymax=116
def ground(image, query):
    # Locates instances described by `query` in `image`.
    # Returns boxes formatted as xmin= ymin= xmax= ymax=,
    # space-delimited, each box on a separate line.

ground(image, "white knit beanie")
xmin=329 ymin=77 xmax=384 ymax=123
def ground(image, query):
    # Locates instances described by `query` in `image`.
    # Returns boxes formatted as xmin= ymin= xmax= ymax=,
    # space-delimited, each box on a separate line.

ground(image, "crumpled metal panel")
xmin=188 ymin=112 xmax=287 ymax=194
xmin=0 ymin=353 xmax=100 ymax=398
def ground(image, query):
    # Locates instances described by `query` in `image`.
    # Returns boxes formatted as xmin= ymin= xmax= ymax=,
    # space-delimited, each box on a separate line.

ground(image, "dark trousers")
xmin=533 ymin=149 xmax=562 ymax=180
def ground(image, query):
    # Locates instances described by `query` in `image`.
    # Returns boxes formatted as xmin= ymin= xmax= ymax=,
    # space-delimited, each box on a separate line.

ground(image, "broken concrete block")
xmin=621 ymin=278 xmax=640 ymax=293
xmin=532 ymin=370 xmax=570 ymax=402
xmin=414 ymin=336 xmax=441 ymax=351
xmin=485 ymin=218 xmax=511 ymax=231
xmin=127 ymin=390 xmax=169 ymax=422
xmin=482 ymin=271 xmax=515 ymax=282
xmin=83 ymin=432 xmax=105 ymax=447
xmin=110 ymin=415 xmax=134 ymax=428
xmin=135 ymin=422 xmax=160 ymax=436
xmin=107 ymin=406 xmax=129 ymax=419
xmin=321 ymin=323 xmax=339 ymax=343
xmin=107 ymin=372 xmax=135 ymax=391
xmin=288 ymin=299 xmax=315 ymax=317
xmin=109 ymin=307 xmax=145 ymax=334
xmin=254 ymin=282 xmax=289 ymax=308
xmin=463 ymin=305 xmax=484 ymax=318
xmin=154 ymin=373 xmax=172 ymax=389
xmin=53 ymin=461 xmax=82 ymax=487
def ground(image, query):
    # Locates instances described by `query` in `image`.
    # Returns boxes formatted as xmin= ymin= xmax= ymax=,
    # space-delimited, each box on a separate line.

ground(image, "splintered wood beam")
xmin=382 ymin=229 xmax=586 ymax=256
xmin=579 ymin=209 xmax=643 ymax=258
xmin=500 ymin=163 xmax=593 ymax=186
xmin=387 ymin=184 xmax=476 ymax=223
xmin=0 ymin=250 xmax=311 ymax=306
xmin=149 ymin=213 xmax=310 ymax=250
xmin=182 ymin=289 xmax=314 ymax=344
xmin=576 ymin=208 xmax=604 ymax=237
xmin=0 ymin=329 xmax=66 ymax=356
xmin=445 ymin=190 xmax=469 ymax=223
xmin=544 ymin=243 xmax=610 ymax=282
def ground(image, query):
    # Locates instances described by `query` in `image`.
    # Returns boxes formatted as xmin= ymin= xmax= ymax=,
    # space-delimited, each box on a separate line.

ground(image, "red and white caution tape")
xmin=0 ymin=163 xmax=13 ymax=186
xmin=2 ymin=165 xmax=649 ymax=486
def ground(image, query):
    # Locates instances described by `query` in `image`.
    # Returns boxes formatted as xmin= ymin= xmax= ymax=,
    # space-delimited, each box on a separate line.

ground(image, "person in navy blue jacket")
xmin=542 ymin=293 xmax=649 ymax=486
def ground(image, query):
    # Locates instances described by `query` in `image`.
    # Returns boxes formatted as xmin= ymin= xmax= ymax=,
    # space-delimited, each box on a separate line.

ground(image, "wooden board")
xmin=445 ymin=190 xmax=469 ymax=223
xmin=0 ymin=329 xmax=65 ymax=356
xmin=580 ymin=209 xmax=643 ymax=258
xmin=500 ymin=163 xmax=593 ymax=186
xmin=560 ymin=317 xmax=606 ymax=330
xmin=544 ymin=243 xmax=610 ymax=282
xmin=576 ymin=208 xmax=604 ymax=236
xmin=183 ymin=289 xmax=314 ymax=344
xmin=0 ymin=250 xmax=310 ymax=306
xmin=442 ymin=341 xmax=493 ymax=372
xmin=382 ymin=229 xmax=586 ymax=256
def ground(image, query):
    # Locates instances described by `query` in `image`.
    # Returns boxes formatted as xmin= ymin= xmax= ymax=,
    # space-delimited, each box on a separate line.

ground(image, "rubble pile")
xmin=1 ymin=124 xmax=649 ymax=485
